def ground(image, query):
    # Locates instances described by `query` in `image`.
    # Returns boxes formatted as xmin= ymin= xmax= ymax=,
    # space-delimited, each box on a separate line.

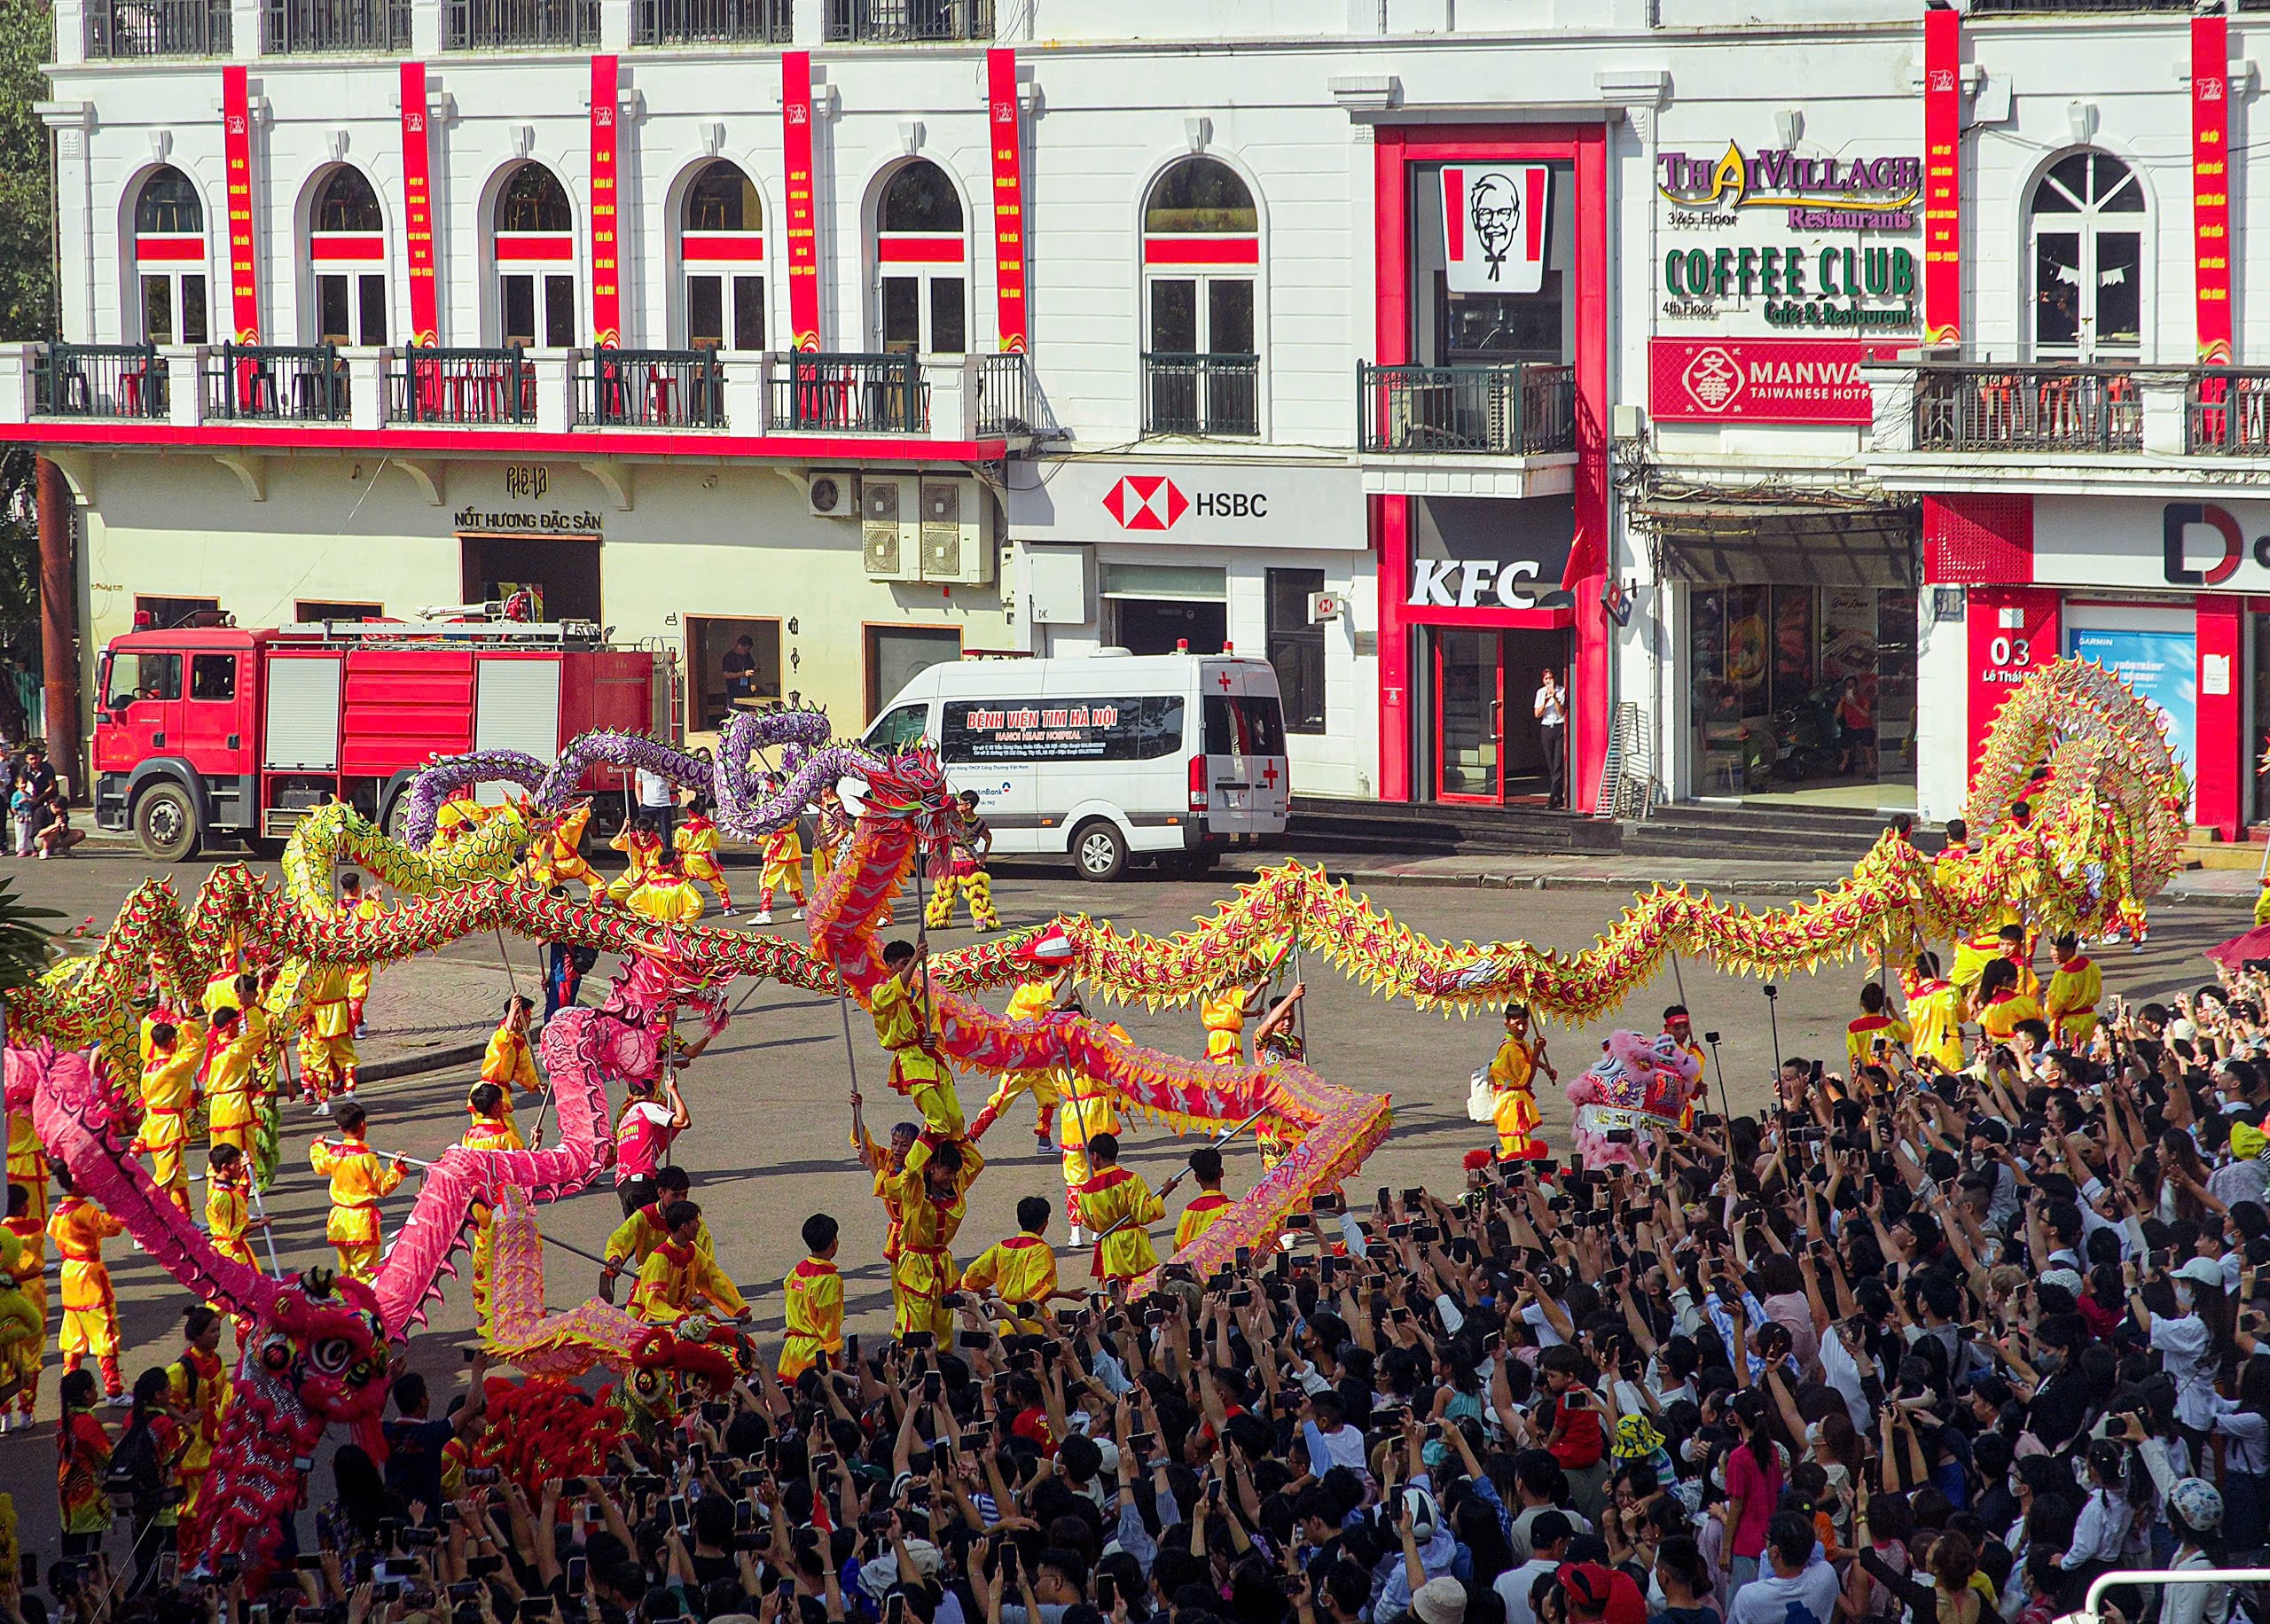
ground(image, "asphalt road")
xmin=0 ymin=840 xmax=2249 ymax=1559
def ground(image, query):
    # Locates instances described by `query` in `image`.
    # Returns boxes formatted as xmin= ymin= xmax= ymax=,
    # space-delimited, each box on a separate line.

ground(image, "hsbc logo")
xmin=1101 ymin=475 xmax=1268 ymax=530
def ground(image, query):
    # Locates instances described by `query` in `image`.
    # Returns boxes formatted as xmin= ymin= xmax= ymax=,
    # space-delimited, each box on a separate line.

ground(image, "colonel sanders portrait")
xmin=1468 ymin=172 xmax=1520 ymax=281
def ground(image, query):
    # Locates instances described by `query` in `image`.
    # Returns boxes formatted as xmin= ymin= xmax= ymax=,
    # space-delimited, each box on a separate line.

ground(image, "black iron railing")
xmin=636 ymin=0 xmax=789 ymax=42
xmin=391 ymin=347 xmax=533 ymax=425
xmin=825 ymin=0 xmax=991 ymax=41
xmin=445 ymin=0 xmax=599 ymax=47
xmin=1968 ymin=0 xmax=2194 ymax=11
xmin=262 ymin=0 xmax=411 ymax=50
xmin=975 ymin=353 xmax=1037 ymax=437
xmin=2188 ymin=371 xmax=2270 ymax=455
xmin=771 ymin=352 xmax=927 ymax=433
xmin=203 ymin=344 xmax=349 ymax=422
xmin=578 ymin=349 xmax=725 ymax=428
xmin=35 ymin=344 xmax=168 ymax=419
xmin=1914 ymin=365 xmax=2142 ymax=453
xmin=1357 ymin=362 xmax=1576 ymax=456
xmin=1141 ymin=352 xmax=1260 ymax=437
xmin=85 ymin=0 xmax=231 ymax=55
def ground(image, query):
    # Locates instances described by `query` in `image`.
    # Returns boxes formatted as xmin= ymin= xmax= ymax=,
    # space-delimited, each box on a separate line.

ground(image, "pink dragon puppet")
xmin=1564 ymin=1031 xmax=1701 ymax=1171
xmin=16 ymin=947 xmax=724 ymax=1590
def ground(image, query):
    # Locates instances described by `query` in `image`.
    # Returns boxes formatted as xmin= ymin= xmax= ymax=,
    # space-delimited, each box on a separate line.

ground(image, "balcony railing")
xmin=637 ymin=0 xmax=788 ymax=41
xmin=263 ymin=0 xmax=411 ymax=51
xmin=445 ymin=0 xmax=599 ymax=47
xmin=825 ymin=0 xmax=991 ymax=41
xmin=1913 ymin=365 xmax=2142 ymax=453
xmin=1357 ymin=362 xmax=1576 ymax=456
xmin=975 ymin=353 xmax=1039 ymax=437
xmin=35 ymin=344 xmax=168 ymax=418
xmin=391 ymin=347 xmax=533 ymax=425
xmin=771 ymin=352 xmax=927 ymax=434
xmin=1142 ymin=352 xmax=1259 ymax=437
xmin=2185 ymin=371 xmax=2270 ymax=456
xmin=85 ymin=0 xmax=231 ymax=56
xmin=203 ymin=344 xmax=349 ymax=422
xmin=577 ymin=349 xmax=724 ymax=428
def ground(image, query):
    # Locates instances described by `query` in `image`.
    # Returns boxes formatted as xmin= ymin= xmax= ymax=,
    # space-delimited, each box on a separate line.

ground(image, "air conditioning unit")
xmin=807 ymin=470 xmax=858 ymax=519
xmin=862 ymin=477 xmax=920 ymax=580
xmin=917 ymin=475 xmax=993 ymax=586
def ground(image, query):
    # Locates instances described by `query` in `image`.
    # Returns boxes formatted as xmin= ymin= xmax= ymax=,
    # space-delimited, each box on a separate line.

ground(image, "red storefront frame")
xmin=1374 ymin=124 xmax=1611 ymax=809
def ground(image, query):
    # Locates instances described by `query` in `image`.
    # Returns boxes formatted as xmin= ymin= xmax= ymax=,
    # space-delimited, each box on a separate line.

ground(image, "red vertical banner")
xmin=986 ymin=49 xmax=1027 ymax=354
xmin=782 ymin=51 xmax=820 ymax=351
xmin=401 ymin=61 xmax=438 ymax=347
xmin=223 ymin=66 xmax=259 ymax=343
xmin=1922 ymin=6 xmax=1961 ymax=346
xmin=2194 ymin=14 xmax=2233 ymax=363
xmin=590 ymin=55 xmax=621 ymax=347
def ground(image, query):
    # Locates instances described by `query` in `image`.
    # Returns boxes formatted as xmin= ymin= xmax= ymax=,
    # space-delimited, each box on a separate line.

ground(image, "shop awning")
xmin=1636 ymin=496 xmax=1921 ymax=589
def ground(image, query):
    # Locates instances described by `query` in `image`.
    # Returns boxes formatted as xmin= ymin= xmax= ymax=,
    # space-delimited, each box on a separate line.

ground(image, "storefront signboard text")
xmin=1004 ymin=460 xmax=1366 ymax=552
xmin=2036 ymin=495 xmax=2270 ymax=593
xmin=1649 ymin=338 xmax=1907 ymax=424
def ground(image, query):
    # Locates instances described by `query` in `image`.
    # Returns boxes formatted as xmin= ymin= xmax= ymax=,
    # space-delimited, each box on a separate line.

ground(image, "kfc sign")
xmin=1408 ymin=558 xmax=1553 ymax=608
xmin=1442 ymin=165 xmax=1550 ymax=295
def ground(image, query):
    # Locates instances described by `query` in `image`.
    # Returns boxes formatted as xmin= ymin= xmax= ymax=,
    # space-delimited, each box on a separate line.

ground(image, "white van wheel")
xmin=1071 ymin=820 xmax=1128 ymax=882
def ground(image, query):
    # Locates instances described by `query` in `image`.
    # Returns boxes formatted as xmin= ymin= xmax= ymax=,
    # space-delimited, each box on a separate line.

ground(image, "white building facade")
xmin=18 ymin=0 xmax=2270 ymax=827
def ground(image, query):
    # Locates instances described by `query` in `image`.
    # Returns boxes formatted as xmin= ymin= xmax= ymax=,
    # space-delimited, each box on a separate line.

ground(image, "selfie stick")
xmin=1764 ymin=982 xmax=1783 ymax=1075
xmin=1703 ymin=1032 xmax=1734 ymax=1124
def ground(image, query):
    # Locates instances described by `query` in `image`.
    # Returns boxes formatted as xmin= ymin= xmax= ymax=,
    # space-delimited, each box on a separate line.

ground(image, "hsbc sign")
xmin=1007 ymin=458 xmax=1365 ymax=551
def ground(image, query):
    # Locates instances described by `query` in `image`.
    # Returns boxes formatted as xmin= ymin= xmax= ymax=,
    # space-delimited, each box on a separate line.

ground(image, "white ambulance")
xmin=860 ymin=651 xmax=1291 ymax=880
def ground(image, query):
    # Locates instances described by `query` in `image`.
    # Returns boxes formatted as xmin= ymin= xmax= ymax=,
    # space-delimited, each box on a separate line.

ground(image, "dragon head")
xmin=856 ymin=743 xmax=957 ymax=876
xmin=594 ymin=938 xmax=732 ymax=1084
xmin=246 ymin=1267 xmax=394 ymax=1431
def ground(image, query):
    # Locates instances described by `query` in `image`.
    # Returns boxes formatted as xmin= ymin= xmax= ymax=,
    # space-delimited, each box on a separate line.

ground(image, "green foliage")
xmin=0 ymin=876 xmax=60 ymax=998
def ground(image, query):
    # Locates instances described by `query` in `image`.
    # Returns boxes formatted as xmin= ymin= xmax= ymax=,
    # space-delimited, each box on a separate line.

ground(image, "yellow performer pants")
xmin=759 ymin=858 xmax=805 ymax=910
xmin=299 ymin=1030 xmax=358 ymax=1096
xmin=889 ymin=1057 xmax=967 ymax=1141
xmin=925 ymin=871 xmax=999 ymax=932
xmin=891 ymin=1250 xmax=956 ymax=1340
xmin=1493 ymin=1085 xmax=1542 ymax=1160
xmin=683 ymin=855 xmax=733 ymax=910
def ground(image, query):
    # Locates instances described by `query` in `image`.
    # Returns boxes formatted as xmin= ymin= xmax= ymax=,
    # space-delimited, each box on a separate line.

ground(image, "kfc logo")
xmin=1441 ymin=165 xmax=1549 ymax=295
xmin=1103 ymin=475 xmax=1188 ymax=531
xmin=1681 ymin=347 xmax=1744 ymax=414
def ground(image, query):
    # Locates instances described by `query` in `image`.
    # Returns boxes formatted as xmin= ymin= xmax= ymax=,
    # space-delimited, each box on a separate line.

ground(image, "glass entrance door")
xmin=1433 ymin=629 xmax=1504 ymax=802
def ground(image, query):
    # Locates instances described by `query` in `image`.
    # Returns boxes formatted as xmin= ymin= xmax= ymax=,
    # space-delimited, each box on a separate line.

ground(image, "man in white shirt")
xmin=1495 ymin=1510 xmax=1570 ymax=1624
xmin=1729 ymin=1515 xmax=1839 ymax=1624
xmin=635 ymin=767 xmax=677 ymax=848
xmin=1533 ymin=669 xmax=1568 ymax=808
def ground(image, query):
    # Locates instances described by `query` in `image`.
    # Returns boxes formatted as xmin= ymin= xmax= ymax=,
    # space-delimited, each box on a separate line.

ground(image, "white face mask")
xmin=2174 ymin=1283 xmax=2196 ymax=1312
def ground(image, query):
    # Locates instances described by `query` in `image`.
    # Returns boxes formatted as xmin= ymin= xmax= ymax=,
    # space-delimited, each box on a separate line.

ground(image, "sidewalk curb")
xmin=1319 ymin=866 xmax=1856 ymax=897
xmin=357 ymin=1039 xmax=487 ymax=1085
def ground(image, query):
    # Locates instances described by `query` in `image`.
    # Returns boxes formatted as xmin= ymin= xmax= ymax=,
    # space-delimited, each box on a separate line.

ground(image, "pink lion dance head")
xmin=1564 ymin=1030 xmax=1700 ymax=1170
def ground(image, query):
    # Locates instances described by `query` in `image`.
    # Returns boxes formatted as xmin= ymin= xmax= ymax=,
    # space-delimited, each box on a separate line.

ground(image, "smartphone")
xmin=701 ymin=1401 xmax=731 ymax=1426
xmin=958 ymin=1330 xmax=991 ymax=1349
xmin=1000 ymin=1544 xmax=1021 ymax=1584
xmin=567 ymin=1558 xmax=587 ymax=1592
xmin=520 ymin=1604 xmax=552 ymax=1621
xmin=736 ymin=1501 xmax=755 ymax=1531
xmin=466 ymin=1557 xmax=505 ymax=1580
xmin=923 ymin=1370 xmax=943 ymax=1401
xmin=1129 ymin=1430 xmax=1156 ymax=1456
xmin=1097 ymin=1575 xmax=1116 ymax=1612
xmin=375 ymin=1584 xmax=404 ymax=1605
xmin=1377 ymin=1186 xmax=1392 ymax=1211
xmin=668 ymin=1495 xmax=690 ymax=1529
xmin=887 ymin=1596 xmax=907 ymax=1624
xmin=463 ymin=1467 xmax=501 ymax=1487
xmin=450 ymin=1584 xmax=482 ymax=1605
xmin=903 ymin=1331 xmax=935 ymax=1351
xmin=560 ymin=1477 xmax=587 ymax=1497
xmin=296 ymin=1556 xmax=327 ymax=1573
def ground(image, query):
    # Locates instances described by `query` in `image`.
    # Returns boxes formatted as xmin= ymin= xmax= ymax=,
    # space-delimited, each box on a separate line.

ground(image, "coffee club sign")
xmin=1661 ymin=243 xmax=1917 ymax=332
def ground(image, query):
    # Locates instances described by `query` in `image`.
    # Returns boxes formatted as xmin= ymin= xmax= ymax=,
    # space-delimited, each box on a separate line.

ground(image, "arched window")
xmin=680 ymin=160 xmax=763 ymax=350
xmin=873 ymin=160 xmax=966 ymax=355
xmin=490 ymin=162 xmax=575 ymax=347
xmin=2029 ymin=150 xmax=2144 ymax=359
xmin=131 ymin=166 xmax=208 ymax=345
xmin=309 ymin=167 xmax=387 ymax=346
xmin=1140 ymin=156 xmax=1259 ymax=436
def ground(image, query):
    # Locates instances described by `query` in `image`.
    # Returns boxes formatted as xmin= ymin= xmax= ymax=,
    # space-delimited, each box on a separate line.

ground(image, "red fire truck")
xmin=91 ymin=616 xmax=677 ymax=861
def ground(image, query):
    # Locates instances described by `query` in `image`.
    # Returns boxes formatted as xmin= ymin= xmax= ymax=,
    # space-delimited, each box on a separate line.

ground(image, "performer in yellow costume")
xmin=339 ymin=873 xmax=380 ymax=1035
xmin=607 ymin=818 xmax=664 ymax=905
xmin=881 ymin=1136 xmax=982 ymax=1340
xmin=49 ymin=1168 xmax=128 ymax=1401
xmin=203 ymin=1144 xmax=257 ymax=1277
xmin=525 ymin=800 xmax=600 ymax=900
xmin=168 ymin=1307 xmax=229 ymax=1526
xmin=1663 ymin=1006 xmax=1708 ymax=1129
xmin=630 ymin=1201 xmax=748 ymax=1326
xmin=850 ymin=1101 xmax=918 ymax=1281
xmin=755 ymin=793 xmax=807 ymax=924
xmin=972 ymin=929 xmax=1079 ymax=1147
xmin=778 ymin=1214 xmax=843 ymax=1383
xmin=1173 ymin=1146 xmax=1233 ymax=1253
xmin=0 ymin=1229 xmax=40 ymax=1429
xmin=673 ymin=799 xmax=734 ymax=915
xmin=629 ymin=852 xmax=708 ymax=926
xmin=434 ymin=791 xmax=497 ymax=845
xmin=924 ymin=792 xmax=1000 ymax=932
xmin=300 ymin=958 xmax=359 ymax=1104
xmin=1055 ymin=1074 xmax=1120 ymax=1245
xmin=1902 ymin=951 xmax=1967 ymax=1074
xmin=4 ymin=1088 xmax=47 ymax=1229
xmin=2044 ymin=931 xmax=2102 ymax=1048
xmin=308 ymin=1099 xmax=407 ymax=1282
xmin=1843 ymin=981 xmax=1912 ymax=1074
xmin=1974 ymin=957 xmax=2044 ymax=1044
xmin=459 ymin=1082 xmax=525 ymax=1288
xmin=1075 ymin=1134 xmax=1164 ymax=1284
xmin=1201 ymin=971 xmax=1267 ymax=1066
xmin=202 ymin=981 xmax=268 ymax=1161
xmin=1485 ymin=1003 xmax=1555 ymax=1162
xmin=1250 ymin=985 xmax=1309 ymax=1173
xmin=960 ymin=1196 xmax=1061 ymax=1334
xmin=134 ymin=1018 xmax=202 ymax=1214
xmin=599 ymin=1167 xmax=713 ymax=1302
xmin=870 ymin=941 xmax=965 ymax=1140
xmin=479 ymin=996 xmax=542 ymax=1134
xmin=2 ymin=1183 xmax=45 ymax=1427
